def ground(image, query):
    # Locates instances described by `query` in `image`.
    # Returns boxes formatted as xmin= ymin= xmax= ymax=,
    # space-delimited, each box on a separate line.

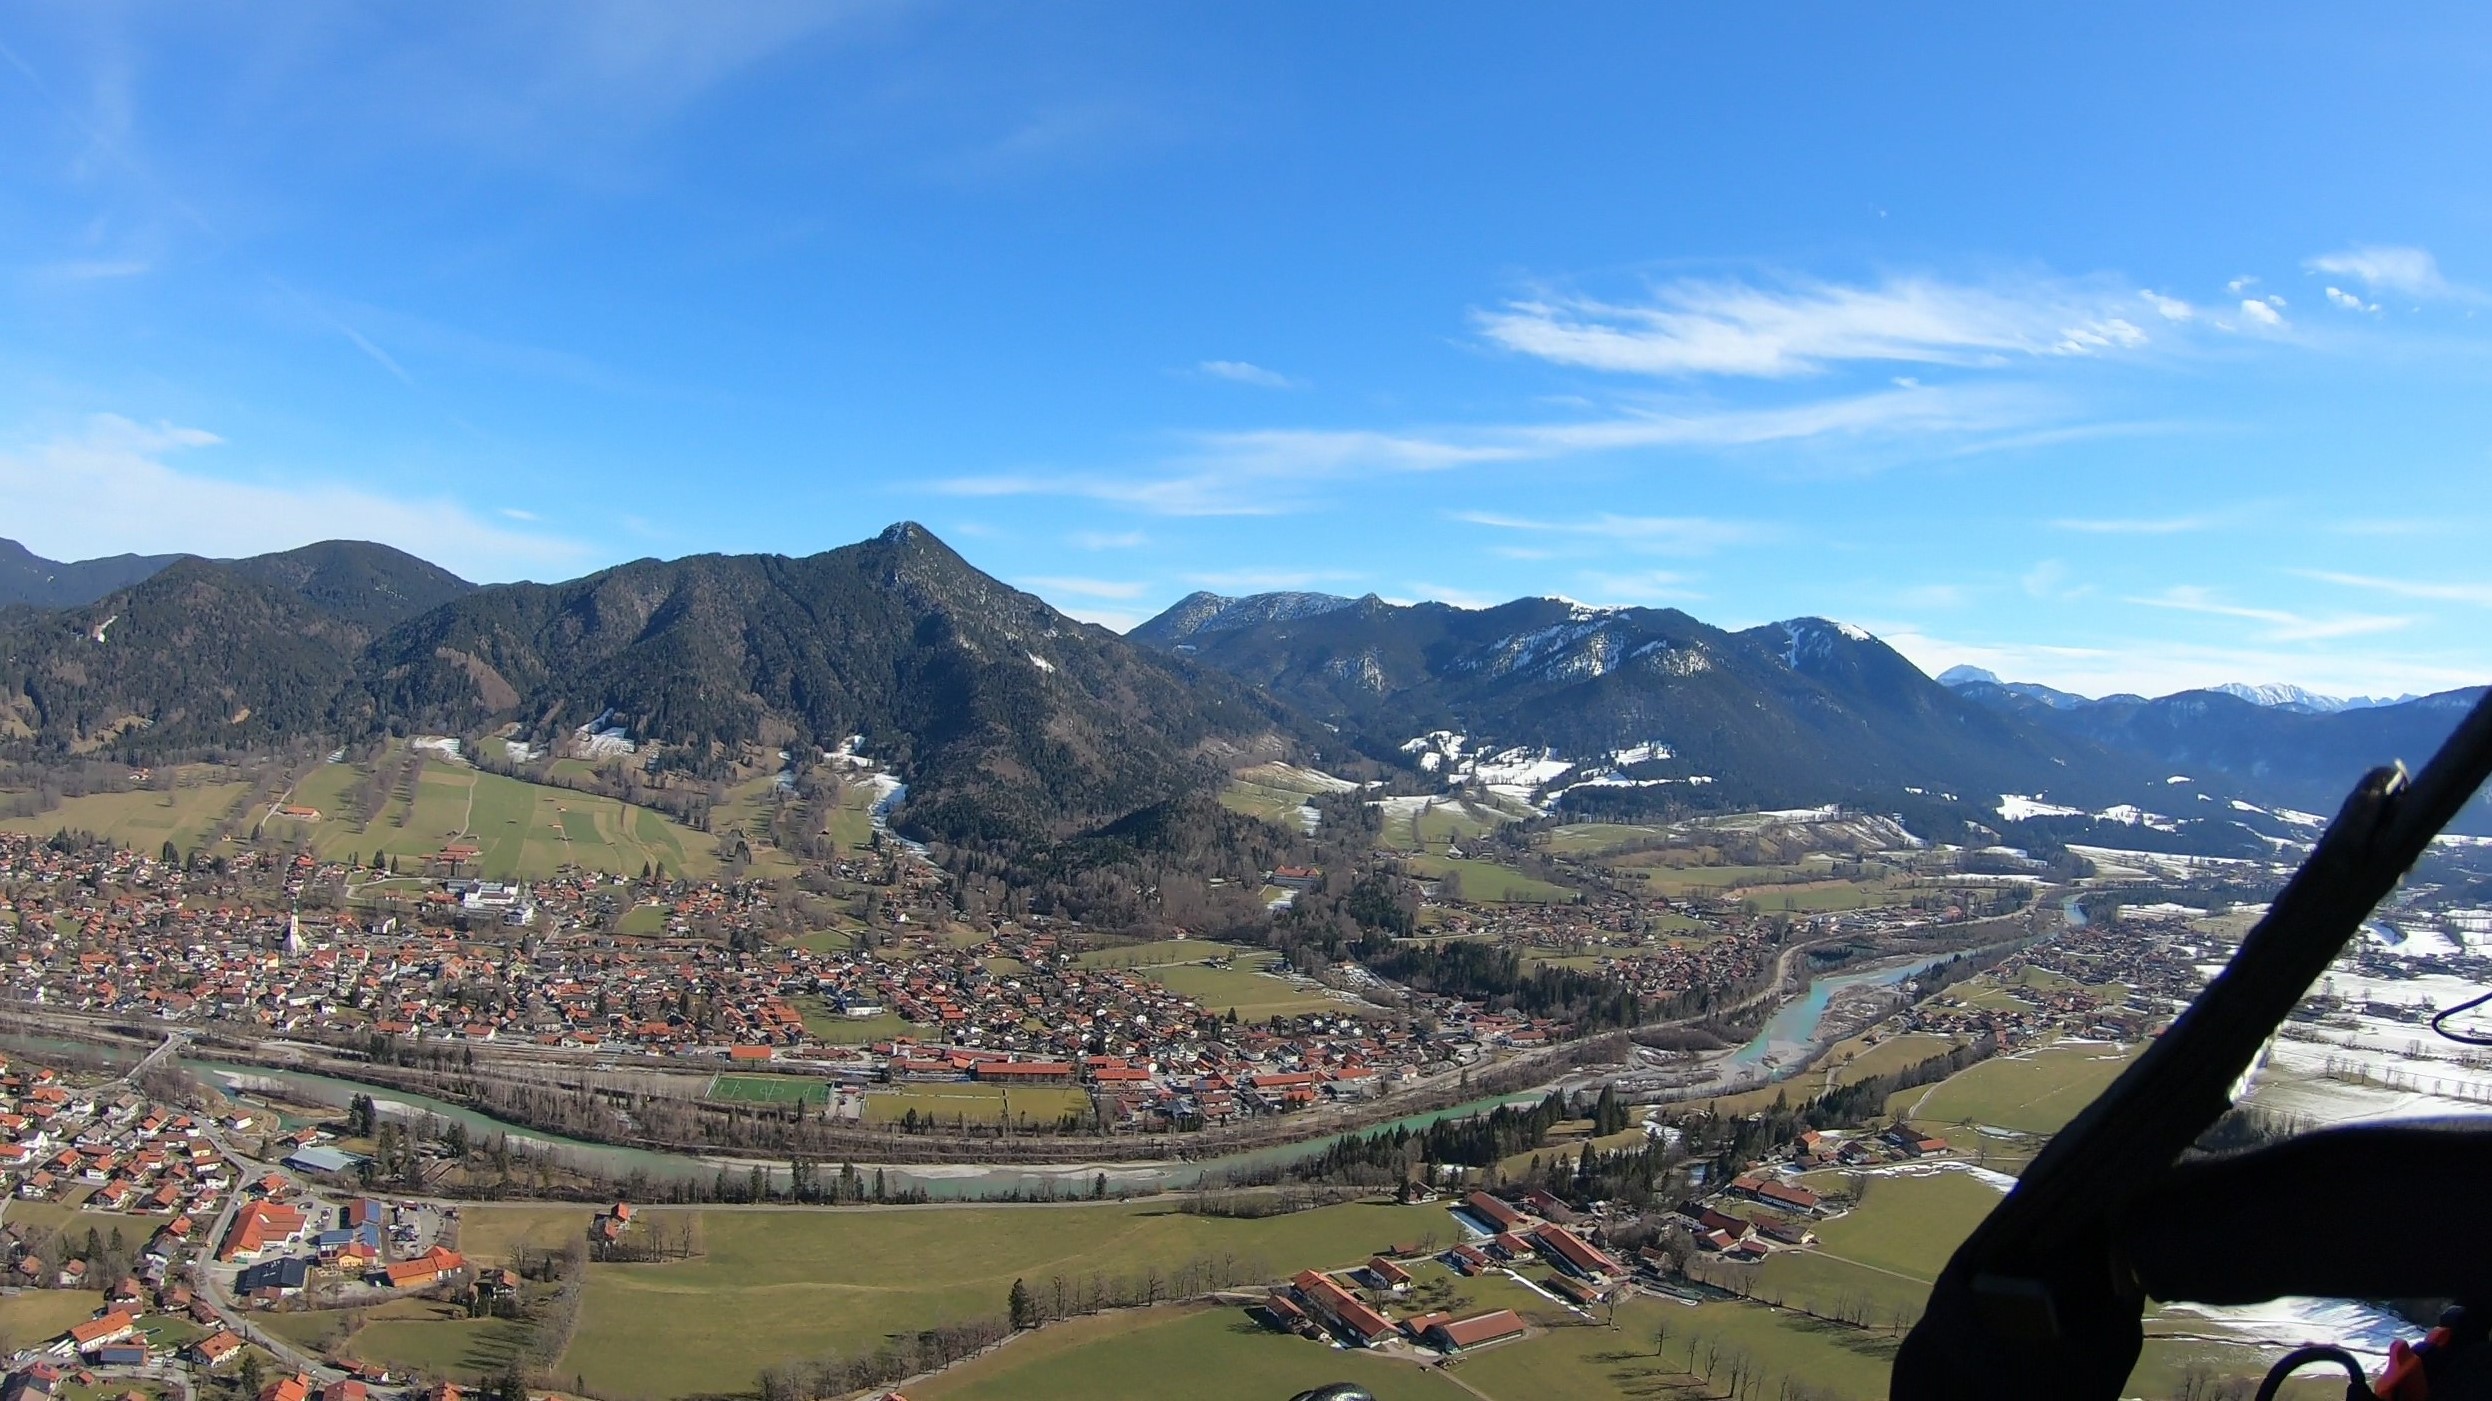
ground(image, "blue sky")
xmin=4 ymin=5 xmax=2489 ymax=699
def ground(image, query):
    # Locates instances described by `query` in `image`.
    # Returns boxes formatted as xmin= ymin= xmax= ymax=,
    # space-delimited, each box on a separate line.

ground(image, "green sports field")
xmin=859 ymin=1082 xmax=1094 ymax=1127
xmin=708 ymin=1073 xmax=831 ymax=1105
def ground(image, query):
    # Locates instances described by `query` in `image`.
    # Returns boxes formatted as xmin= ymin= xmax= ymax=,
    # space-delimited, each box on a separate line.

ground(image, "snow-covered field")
xmin=2231 ymin=946 xmax=2492 ymax=1125
xmin=2152 ymin=1297 xmax=2415 ymax=1370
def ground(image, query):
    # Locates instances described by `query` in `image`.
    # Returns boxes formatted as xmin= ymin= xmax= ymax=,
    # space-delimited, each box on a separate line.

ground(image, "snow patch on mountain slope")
xmin=1997 ymin=794 xmax=2085 ymax=821
xmin=1775 ymin=617 xmax=1875 ymax=669
xmin=1632 ymin=640 xmax=1711 ymax=676
xmin=1468 ymin=747 xmax=1576 ymax=798
xmin=2094 ymin=804 xmax=2180 ymax=833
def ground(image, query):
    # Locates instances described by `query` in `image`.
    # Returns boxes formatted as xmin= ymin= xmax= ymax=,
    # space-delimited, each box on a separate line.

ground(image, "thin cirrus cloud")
xmin=2302 ymin=246 xmax=2464 ymax=301
xmin=1195 ymin=359 xmax=1304 ymax=389
xmin=1453 ymin=509 xmax=1768 ymax=555
xmin=2126 ymin=585 xmax=2411 ymax=643
xmin=2051 ymin=513 xmax=2223 ymax=535
xmin=2298 ymin=570 xmax=2492 ymax=608
xmin=1474 ymin=271 xmax=2165 ymax=378
xmin=0 ymin=414 xmax=591 ymax=581
xmin=932 ymin=381 xmax=2057 ymax=516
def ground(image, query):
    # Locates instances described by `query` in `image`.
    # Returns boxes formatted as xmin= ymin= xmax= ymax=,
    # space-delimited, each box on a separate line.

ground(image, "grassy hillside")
xmin=256 ymin=745 xmax=761 ymax=879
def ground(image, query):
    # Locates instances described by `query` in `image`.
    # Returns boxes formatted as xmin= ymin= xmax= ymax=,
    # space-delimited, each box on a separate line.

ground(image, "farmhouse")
xmin=1425 ymin=1310 xmax=1528 ymax=1353
xmin=1728 ymin=1170 xmax=1823 ymax=1214
xmin=1289 ymin=1269 xmax=1395 ymax=1346
xmin=1463 ymin=1189 xmax=1528 ymax=1234
xmin=377 ymin=1246 xmax=466 ymax=1290
xmin=1531 ymin=1223 xmax=1621 ymax=1281
xmin=63 ymin=1312 xmax=138 ymax=1355
xmin=1361 ymin=1255 xmax=1413 ymax=1291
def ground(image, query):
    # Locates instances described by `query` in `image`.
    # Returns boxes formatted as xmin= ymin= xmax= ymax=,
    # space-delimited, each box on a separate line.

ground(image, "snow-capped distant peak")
xmin=2212 ymin=681 xmax=2349 ymax=712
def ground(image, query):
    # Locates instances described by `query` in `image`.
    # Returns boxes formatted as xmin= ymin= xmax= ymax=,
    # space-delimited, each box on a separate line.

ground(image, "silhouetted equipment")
xmin=1287 ymin=1388 xmax=1376 ymax=1401
xmin=1894 ymin=688 xmax=2492 ymax=1400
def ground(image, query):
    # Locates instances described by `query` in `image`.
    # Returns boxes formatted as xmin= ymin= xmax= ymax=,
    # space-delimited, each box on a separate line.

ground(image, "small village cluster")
xmin=0 ymin=1051 xmax=494 ymax=1401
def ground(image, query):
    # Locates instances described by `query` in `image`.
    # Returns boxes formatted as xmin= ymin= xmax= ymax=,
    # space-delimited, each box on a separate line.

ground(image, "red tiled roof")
xmin=1435 ymin=1309 xmax=1527 ymax=1349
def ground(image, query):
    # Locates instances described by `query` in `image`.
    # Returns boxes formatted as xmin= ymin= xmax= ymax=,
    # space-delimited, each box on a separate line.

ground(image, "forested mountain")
xmin=1 ymin=524 xmax=1314 ymax=860
xmin=1127 ymin=590 xmax=1363 ymax=647
xmin=0 ymin=558 xmax=367 ymax=751
xmin=358 ymin=524 xmax=1313 ymax=847
xmin=1126 ymin=592 xmax=2147 ymax=811
xmin=223 ymin=540 xmax=475 ymax=630
xmin=0 ymin=538 xmax=184 ymax=609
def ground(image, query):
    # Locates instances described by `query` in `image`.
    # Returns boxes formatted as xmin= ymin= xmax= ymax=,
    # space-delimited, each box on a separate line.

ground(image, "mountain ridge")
xmin=1125 ymin=591 xmax=2152 ymax=813
xmin=0 ymin=538 xmax=188 ymax=610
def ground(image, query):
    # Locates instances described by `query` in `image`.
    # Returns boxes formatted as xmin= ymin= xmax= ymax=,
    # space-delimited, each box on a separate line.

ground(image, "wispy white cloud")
xmin=2299 ymin=570 xmax=2492 ymax=608
xmin=2139 ymin=290 xmax=2196 ymax=322
xmin=1195 ymin=360 xmax=1303 ymax=389
xmin=2323 ymin=286 xmax=2380 ymax=313
xmin=2021 ymin=559 xmax=2089 ymax=600
xmin=2126 ymin=585 xmax=2410 ymax=643
xmin=1071 ymin=529 xmax=1147 ymax=549
xmin=931 ymin=383 xmax=2061 ymax=516
xmin=1476 ymin=271 xmax=2161 ymax=378
xmin=30 ymin=258 xmax=153 ymax=283
xmin=2051 ymin=513 xmax=2221 ymax=535
xmin=1017 ymin=575 xmax=1149 ymax=600
xmin=1454 ymin=510 xmax=1767 ymax=555
xmin=2238 ymin=298 xmax=2285 ymax=329
xmin=0 ymin=414 xmax=591 ymax=581
xmin=937 ymin=99 xmax=1162 ymax=183
xmin=2304 ymin=245 xmax=2463 ymax=300
xmin=1893 ymin=582 xmax=1973 ymax=609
